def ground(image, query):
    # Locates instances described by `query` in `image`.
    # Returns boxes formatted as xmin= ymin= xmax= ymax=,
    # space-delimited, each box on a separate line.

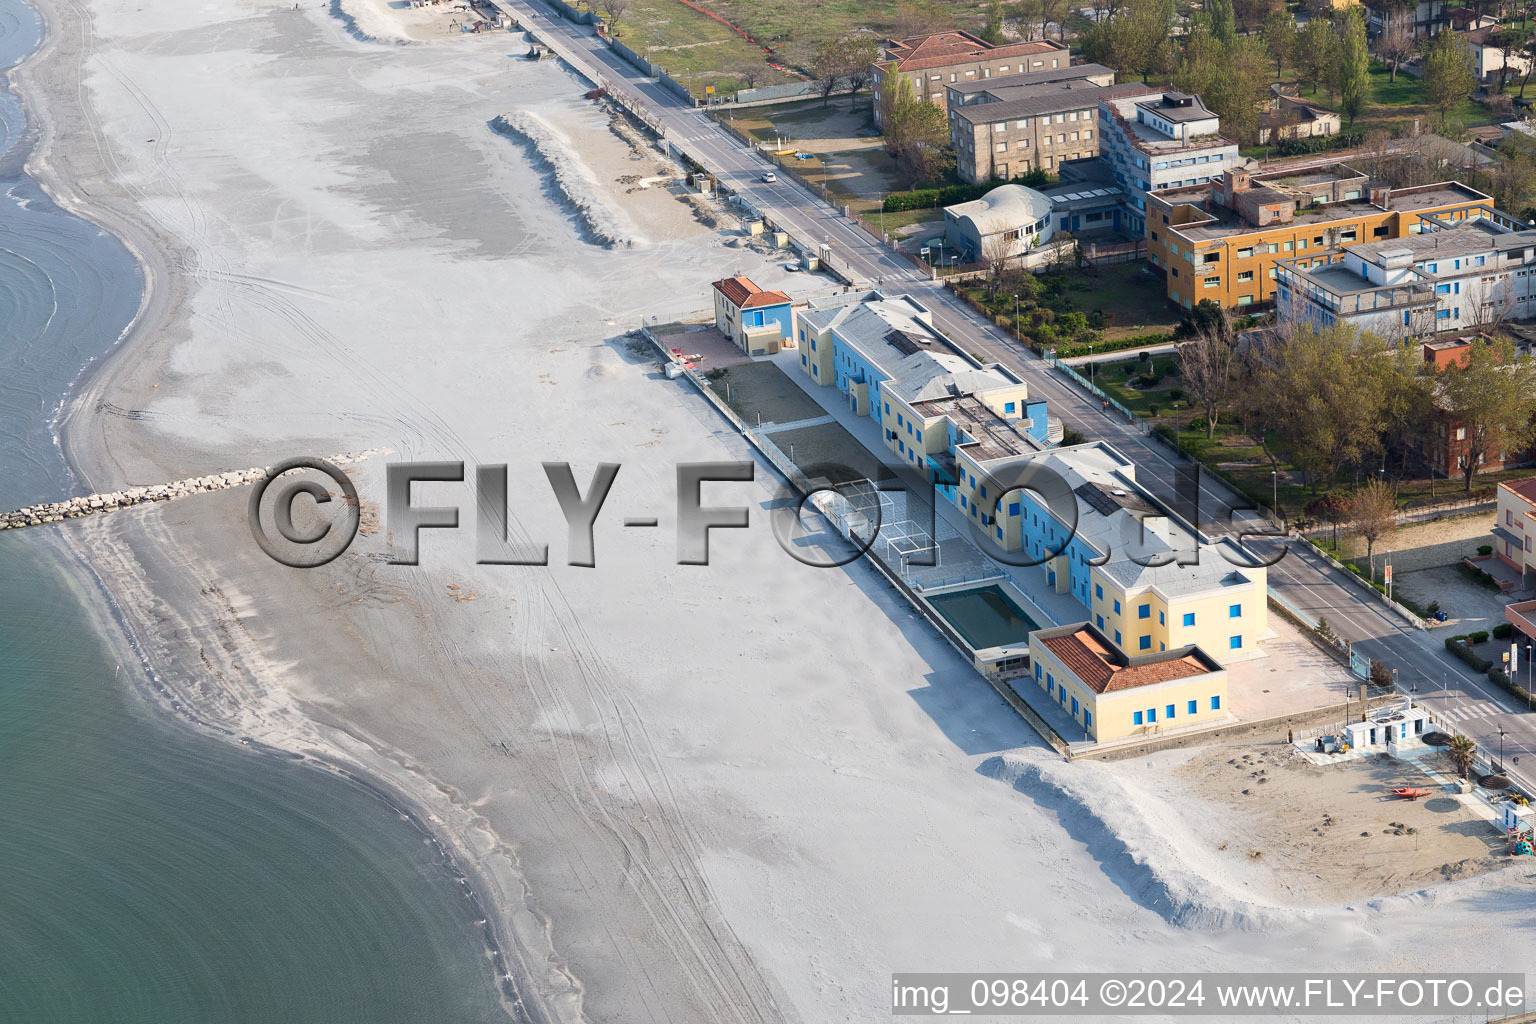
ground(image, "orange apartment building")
xmin=1142 ymin=165 xmax=1493 ymax=310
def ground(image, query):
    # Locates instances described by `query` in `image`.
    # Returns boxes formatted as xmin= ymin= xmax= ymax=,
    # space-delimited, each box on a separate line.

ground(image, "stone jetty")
xmin=0 ymin=448 xmax=392 ymax=531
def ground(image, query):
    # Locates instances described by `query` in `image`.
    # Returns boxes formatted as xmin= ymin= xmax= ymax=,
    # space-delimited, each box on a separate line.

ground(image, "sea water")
xmin=0 ymin=2 xmax=508 ymax=1020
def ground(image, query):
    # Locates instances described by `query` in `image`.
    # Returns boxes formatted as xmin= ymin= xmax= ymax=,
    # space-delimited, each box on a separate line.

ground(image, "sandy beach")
xmin=18 ymin=0 xmax=1536 ymax=1021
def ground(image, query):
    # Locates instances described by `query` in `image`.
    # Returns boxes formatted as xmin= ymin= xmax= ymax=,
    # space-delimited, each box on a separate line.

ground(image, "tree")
xmin=1518 ymin=34 xmax=1536 ymax=97
xmin=1448 ymin=733 xmax=1476 ymax=778
xmin=1199 ymin=0 xmax=1237 ymax=42
xmin=1349 ymin=478 xmax=1397 ymax=581
xmin=1262 ymin=9 xmax=1296 ymax=80
xmin=1080 ymin=0 xmax=1177 ymax=81
xmin=1235 ymin=0 xmax=1282 ymax=34
xmin=842 ymin=37 xmax=879 ymax=109
xmin=1337 ymin=8 xmax=1371 ymax=127
xmin=982 ymin=0 xmax=1007 ymax=43
xmin=1487 ymin=27 xmax=1527 ymax=93
xmin=1436 ymin=337 xmax=1536 ymax=492
xmin=1294 ymin=17 xmax=1338 ymax=97
xmin=1368 ymin=659 xmax=1394 ymax=688
xmin=1260 ymin=324 xmax=1389 ymax=492
xmin=599 ymin=0 xmax=629 ymax=35
xmin=1377 ymin=20 xmax=1415 ymax=84
xmin=1308 ymin=490 xmax=1352 ymax=550
xmin=809 ymin=39 xmax=845 ymax=107
xmin=979 ymin=233 xmax=1018 ymax=290
xmin=1174 ymin=29 xmax=1271 ymax=143
xmin=1422 ymin=30 xmax=1477 ymax=126
xmin=1177 ymin=315 xmax=1237 ymax=439
xmin=883 ymin=74 xmax=952 ymax=186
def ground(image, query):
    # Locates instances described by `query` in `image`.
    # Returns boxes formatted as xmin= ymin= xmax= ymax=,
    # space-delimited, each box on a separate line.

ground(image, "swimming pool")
xmin=926 ymin=584 xmax=1041 ymax=651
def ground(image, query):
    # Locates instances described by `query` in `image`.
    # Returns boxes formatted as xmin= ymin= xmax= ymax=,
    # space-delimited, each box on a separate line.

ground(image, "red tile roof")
xmin=712 ymin=276 xmax=790 ymax=310
xmin=882 ymin=30 xmax=1066 ymax=74
xmin=1040 ymin=629 xmax=1214 ymax=694
xmin=1503 ymin=477 xmax=1536 ymax=505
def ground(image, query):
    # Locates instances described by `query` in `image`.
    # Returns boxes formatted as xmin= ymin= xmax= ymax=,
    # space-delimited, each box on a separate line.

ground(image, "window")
xmin=810 ymin=338 xmax=816 ymax=351
xmin=1182 ymin=612 xmax=1195 ymax=626
xmin=1138 ymin=604 xmax=1150 ymax=619
xmin=1211 ymin=695 xmax=1221 ymax=711
xmin=1047 ymin=675 xmax=1054 ymax=694
xmin=1071 ymin=696 xmax=1079 ymax=715
xmin=1188 ymin=699 xmax=1198 ymax=715
xmin=1203 ymin=276 xmax=1220 ymax=288
xmin=1236 ymin=246 xmax=1253 ymax=259
xmin=800 ymin=354 xmax=806 ymax=366
xmin=1113 ymin=599 xmax=1121 ymax=614
xmin=1339 ymin=230 xmax=1357 ymax=243
xmin=1236 ymin=270 xmax=1254 ymax=283
xmin=1008 ymin=502 xmax=1020 ymax=516
xmin=1166 ymin=704 xmax=1176 ymax=720
xmin=1147 ymin=707 xmax=1157 ymax=723
xmin=1114 ymin=630 xmax=1122 ymax=646
xmin=1095 ymin=583 xmax=1103 ymax=600
xmin=1139 ymin=635 xmax=1152 ymax=650
xmin=995 ymin=143 xmax=1007 ymax=153
xmin=1035 ymin=664 xmax=1042 ymax=681
xmin=1229 ymin=604 xmax=1242 ymax=618
xmin=1096 ymin=614 xmax=1104 ymax=628
xmin=1133 ymin=711 xmax=1144 ymax=725
xmin=1230 ymin=635 xmax=1243 ymax=650
xmin=1085 ymin=711 xmax=1092 ymax=729
xmin=1159 ymin=611 xmax=1165 ymax=625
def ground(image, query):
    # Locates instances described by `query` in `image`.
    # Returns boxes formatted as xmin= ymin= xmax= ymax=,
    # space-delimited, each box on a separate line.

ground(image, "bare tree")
xmin=842 ymin=36 xmax=880 ymax=109
xmin=1462 ymin=274 xmax=1519 ymax=330
xmin=1177 ymin=312 xmax=1237 ymax=440
xmin=808 ymin=39 xmax=845 ymax=107
xmin=979 ymin=232 xmax=1019 ymax=290
xmin=1377 ymin=20 xmax=1415 ymax=84
xmin=600 ymin=0 xmax=629 ymax=35
xmin=1349 ymin=478 xmax=1397 ymax=581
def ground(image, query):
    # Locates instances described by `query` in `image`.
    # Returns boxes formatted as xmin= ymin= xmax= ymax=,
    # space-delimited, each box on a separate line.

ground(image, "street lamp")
xmin=1498 ymin=722 xmax=1507 ymax=773
xmin=1271 ymin=469 xmax=1278 ymax=520
xmin=1013 ymin=293 xmax=1020 ymax=341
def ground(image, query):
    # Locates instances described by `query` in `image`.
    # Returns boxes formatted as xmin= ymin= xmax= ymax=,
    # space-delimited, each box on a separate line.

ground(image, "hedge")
xmin=1446 ymin=635 xmax=1494 ymax=673
xmin=1273 ymin=131 xmax=1364 ymax=157
xmin=882 ymin=170 xmax=1052 ymax=212
xmin=1494 ymin=622 xmax=1514 ymax=639
xmin=1488 ymin=666 xmax=1533 ymax=705
xmin=1055 ymin=332 xmax=1175 ymax=360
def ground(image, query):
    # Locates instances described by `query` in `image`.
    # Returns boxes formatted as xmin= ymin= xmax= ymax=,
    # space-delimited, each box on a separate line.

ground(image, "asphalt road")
xmin=493 ymin=0 xmax=1536 ymax=793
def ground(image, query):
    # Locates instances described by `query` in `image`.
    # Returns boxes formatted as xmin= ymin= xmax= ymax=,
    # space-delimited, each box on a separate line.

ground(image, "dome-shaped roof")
xmin=953 ymin=183 xmax=1053 ymax=233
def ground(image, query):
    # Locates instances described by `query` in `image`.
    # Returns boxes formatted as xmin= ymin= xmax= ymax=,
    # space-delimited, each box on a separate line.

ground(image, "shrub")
xmin=1186 ymin=417 xmax=1208 ymax=434
xmin=1368 ymin=659 xmax=1393 ymax=688
xmin=1478 ymin=544 xmax=1493 ymax=556
xmin=1148 ymin=403 xmax=1161 ymax=416
xmin=1060 ymin=427 xmax=1087 ymax=446
xmin=1494 ymin=622 xmax=1514 ymax=639
xmin=1446 ymin=635 xmax=1494 ymax=672
xmin=1471 ymin=630 xmax=1490 ymax=643
xmin=1169 ymin=387 xmax=1184 ymax=401
xmin=1426 ymin=600 xmax=1441 ymax=617
xmin=1152 ymin=423 xmax=1178 ymax=445
xmin=1487 ymin=664 xmax=1533 ymax=704
xmin=1138 ymin=350 xmax=1151 ymax=363
xmin=1138 ymin=373 xmax=1162 ymax=387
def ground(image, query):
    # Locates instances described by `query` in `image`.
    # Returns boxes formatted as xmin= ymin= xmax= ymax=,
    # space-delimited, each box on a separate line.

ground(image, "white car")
xmin=761 ymin=171 xmax=776 ymax=183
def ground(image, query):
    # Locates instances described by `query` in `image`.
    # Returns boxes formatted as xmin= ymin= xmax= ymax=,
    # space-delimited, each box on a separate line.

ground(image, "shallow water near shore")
xmin=0 ymin=0 xmax=509 ymax=1019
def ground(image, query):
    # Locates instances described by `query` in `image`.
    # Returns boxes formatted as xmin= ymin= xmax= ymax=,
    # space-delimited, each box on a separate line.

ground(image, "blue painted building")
xmin=712 ymin=275 xmax=793 ymax=356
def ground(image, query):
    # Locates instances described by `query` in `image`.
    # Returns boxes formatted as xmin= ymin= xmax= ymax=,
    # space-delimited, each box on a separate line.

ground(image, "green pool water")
xmin=927 ymin=584 xmax=1041 ymax=651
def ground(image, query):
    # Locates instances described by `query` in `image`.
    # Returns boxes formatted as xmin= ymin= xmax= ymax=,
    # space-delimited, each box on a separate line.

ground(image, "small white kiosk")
xmin=1344 ymin=699 xmax=1439 ymax=755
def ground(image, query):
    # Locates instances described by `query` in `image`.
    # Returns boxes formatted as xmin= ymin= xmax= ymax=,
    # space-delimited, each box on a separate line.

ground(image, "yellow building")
xmin=1144 ymin=165 xmax=1492 ymax=310
xmin=1027 ymin=622 xmax=1229 ymax=741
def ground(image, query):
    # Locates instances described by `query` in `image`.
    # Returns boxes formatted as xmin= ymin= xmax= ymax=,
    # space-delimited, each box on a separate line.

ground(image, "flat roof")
xmin=952 ymin=79 xmax=1110 ymax=124
xmin=948 ymin=62 xmax=1113 ymax=99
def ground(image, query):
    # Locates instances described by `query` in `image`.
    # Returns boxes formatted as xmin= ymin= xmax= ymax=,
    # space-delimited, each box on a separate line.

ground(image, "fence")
xmin=543 ymin=0 xmax=596 ymax=24
xmin=1044 ymin=355 xmax=1150 ymax=434
xmin=732 ymin=82 xmax=817 ymax=105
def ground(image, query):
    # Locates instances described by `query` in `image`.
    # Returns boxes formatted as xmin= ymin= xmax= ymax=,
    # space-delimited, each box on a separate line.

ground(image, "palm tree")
xmin=1448 ymin=734 xmax=1476 ymax=779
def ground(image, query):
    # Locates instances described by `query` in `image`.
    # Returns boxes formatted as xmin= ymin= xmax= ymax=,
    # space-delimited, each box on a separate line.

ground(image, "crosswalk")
xmin=1435 ymin=701 xmax=1503 ymax=725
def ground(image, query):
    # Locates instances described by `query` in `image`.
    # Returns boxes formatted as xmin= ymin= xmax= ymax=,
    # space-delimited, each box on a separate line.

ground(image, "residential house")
xmin=1273 ymin=210 xmax=1533 ymax=335
xmin=1466 ymin=25 xmax=1533 ymax=83
xmin=1148 ymin=164 xmax=1492 ymax=310
xmin=1256 ymin=95 xmax=1342 ymax=145
xmin=1497 ymin=479 xmax=1536 ymax=609
xmin=1416 ymin=337 xmax=1536 ymax=478
xmin=1098 ymin=86 xmax=1241 ymax=235
xmin=871 ymin=31 xmax=1069 ymax=128
xmin=711 ymin=276 xmax=793 ymax=356
xmin=1365 ymin=0 xmax=1445 ymax=40
xmin=1027 ymin=622 xmax=1229 ymax=740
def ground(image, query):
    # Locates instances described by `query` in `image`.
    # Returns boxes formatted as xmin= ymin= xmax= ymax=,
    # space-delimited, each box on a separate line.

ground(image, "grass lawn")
xmin=1062 ymin=263 xmax=1178 ymax=340
xmin=699 ymin=0 xmax=993 ymax=66
xmin=1084 ymin=354 xmax=1184 ymax=417
xmin=1293 ymin=64 xmax=1489 ymax=135
xmin=610 ymin=0 xmax=800 ymax=97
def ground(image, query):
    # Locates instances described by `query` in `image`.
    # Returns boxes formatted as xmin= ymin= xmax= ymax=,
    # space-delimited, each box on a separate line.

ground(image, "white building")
xmin=1466 ymin=25 xmax=1533 ymax=83
xmin=1274 ymin=212 xmax=1536 ymax=338
xmin=943 ymin=183 xmax=1057 ymax=262
xmin=1098 ymin=85 xmax=1241 ymax=235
